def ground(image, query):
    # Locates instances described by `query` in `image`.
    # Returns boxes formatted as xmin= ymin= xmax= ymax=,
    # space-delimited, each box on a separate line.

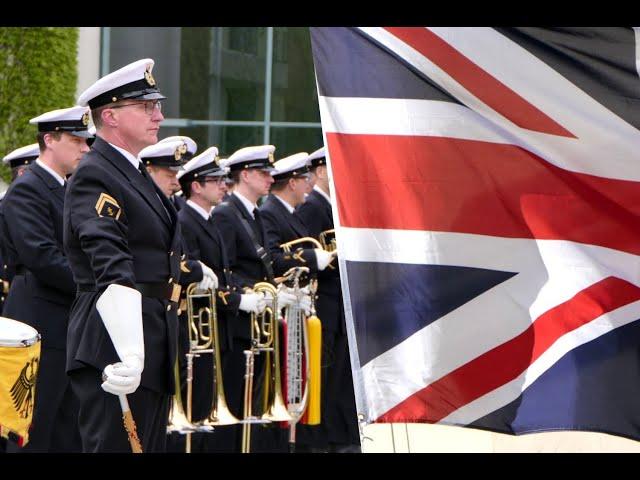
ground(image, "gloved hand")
xmin=299 ymin=293 xmax=312 ymax=315
xmin=197 ymin=261 xmax=218 ymax=291
xmin=314 ymin=248 xmax=336 ymax=271
xmin=239 ymin=292 xmax=267 ymax=314
xmin=277 ymin=287 xmax=297 ymax=308
xmin=101 ymin=354 xmax=143 ymax=395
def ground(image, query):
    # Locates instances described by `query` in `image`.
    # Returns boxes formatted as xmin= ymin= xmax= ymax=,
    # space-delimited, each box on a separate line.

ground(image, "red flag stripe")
xmin=383 ymin=27 xmax=575 ymax=138
xmin=328 ymin=132 xmax=640 ymax=256
xmin=378 ymin=276 xmax=640 ymax=423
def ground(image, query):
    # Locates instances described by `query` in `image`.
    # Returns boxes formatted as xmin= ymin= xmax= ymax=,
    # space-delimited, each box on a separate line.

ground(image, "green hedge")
xmin=0 ymin=27 xmax=78 ymax=184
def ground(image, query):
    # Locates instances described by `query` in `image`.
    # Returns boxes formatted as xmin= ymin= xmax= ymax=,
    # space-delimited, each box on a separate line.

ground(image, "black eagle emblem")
xmin=10 ymin=358 xmax=38 ymax=418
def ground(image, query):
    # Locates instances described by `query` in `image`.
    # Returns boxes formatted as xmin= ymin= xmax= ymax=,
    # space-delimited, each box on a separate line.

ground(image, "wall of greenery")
xmin=0 ymin=27 xmax=78 ymax=184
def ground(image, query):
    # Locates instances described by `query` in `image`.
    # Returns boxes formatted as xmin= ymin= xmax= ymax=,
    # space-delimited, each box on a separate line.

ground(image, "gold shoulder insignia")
xmin=11 ymin=358 xmax=38 ymax=419
xmin=180 ymin=260 xmax=191 ymax=273
xmin=95 ymin=193 xmax=121 ymax=220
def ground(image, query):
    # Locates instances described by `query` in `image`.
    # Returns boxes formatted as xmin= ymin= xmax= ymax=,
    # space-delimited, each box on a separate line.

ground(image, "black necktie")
xmin=253 ymin=208 xmax=264 ymax=243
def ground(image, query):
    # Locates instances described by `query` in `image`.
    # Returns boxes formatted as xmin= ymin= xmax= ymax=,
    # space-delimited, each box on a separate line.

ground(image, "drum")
xmin=0 ymin=317 xmax=41 ymax=445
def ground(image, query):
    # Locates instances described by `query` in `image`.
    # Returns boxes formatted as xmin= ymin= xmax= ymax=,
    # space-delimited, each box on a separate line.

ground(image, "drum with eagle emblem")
xmin=0 ymin=317 xmax=40 ymax=445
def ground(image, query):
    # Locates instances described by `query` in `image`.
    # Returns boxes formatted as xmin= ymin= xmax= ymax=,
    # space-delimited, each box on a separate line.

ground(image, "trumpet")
xmin=319 ymin=228 xmax=336 ymax=253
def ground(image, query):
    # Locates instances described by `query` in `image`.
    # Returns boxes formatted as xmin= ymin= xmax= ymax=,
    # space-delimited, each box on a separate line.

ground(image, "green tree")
xmin=0 ymin=27 xmax=78 ymax=184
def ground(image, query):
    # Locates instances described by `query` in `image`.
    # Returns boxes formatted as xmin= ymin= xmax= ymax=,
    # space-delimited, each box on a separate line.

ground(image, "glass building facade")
xmin=100 ymin=27 xmax=322 ymax=159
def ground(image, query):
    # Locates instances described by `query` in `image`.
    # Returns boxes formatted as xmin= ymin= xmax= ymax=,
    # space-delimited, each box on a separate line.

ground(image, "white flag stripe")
xmin=339 ymin=227 xmax=640 ymax=289
xmin=355 ymin=27 xmax=640 ymax=182
xmin=319 ymin=97 xmax=510 ymax=144
xmin=441 ymin=300 xmax=640 ymax=425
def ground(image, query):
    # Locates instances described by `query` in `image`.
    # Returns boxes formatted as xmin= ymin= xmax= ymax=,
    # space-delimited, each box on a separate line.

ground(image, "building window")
xmin=101 ymin=27 xmax=322 ymax=158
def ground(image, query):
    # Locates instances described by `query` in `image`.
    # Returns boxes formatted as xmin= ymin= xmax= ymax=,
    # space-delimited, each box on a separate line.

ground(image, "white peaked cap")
xmin=272 ymin=152 xmax=310 ymax=180
xmin=225 ymin=144 xmax=276 ymax=172
xmin=77 ymin=58 xmax=165 ymax=109
xmin=159 ymin=135 xmax=197 ymax=156
xmin=29 ymin=105 xmax=92 ymax=138
xmin=3 ymin=143 xmax=40 ymax=166
xmin=139 ymin=139 xmax=187 ymax=170
xmin=306 ymin=146 xmax=327 ymax=168
xmin=177 ymin=146 xmax=225 ymax=180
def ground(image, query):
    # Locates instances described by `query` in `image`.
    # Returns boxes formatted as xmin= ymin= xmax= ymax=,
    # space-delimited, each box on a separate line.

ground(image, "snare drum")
xmin=0 ymin=317 xmax=41 ymax=444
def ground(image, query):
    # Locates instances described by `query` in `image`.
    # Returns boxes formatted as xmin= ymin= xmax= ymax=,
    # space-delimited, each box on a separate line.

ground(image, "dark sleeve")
xmin=67 ymin=165 xmax=136 ymax=292
xmin=261 ymin=209 xmax=318 ymax=276
xmin=4 ymin=181 xmax=76 ymax=295
xmin=176 ymin=222 xmax=204 ymax=286
xmin=211 ymin=207 xmax=254 ymax=289
xmin=295 ymin=200 xmax=324 ymax=239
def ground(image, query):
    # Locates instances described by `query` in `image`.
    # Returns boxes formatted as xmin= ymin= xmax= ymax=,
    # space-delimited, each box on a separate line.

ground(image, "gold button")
xmin=263 ymin=277 xmax=267 ymax=281
xmin=169 ymin=251 xmax=174 ymax=256
xmin=166 ymin=304 xmax=171 ymax=312
xmin=168 ymin=277 xmax=173 ymax=284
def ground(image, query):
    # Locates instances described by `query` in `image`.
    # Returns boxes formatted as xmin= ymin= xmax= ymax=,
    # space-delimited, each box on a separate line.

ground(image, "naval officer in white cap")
xmin=64 ymin=58 xmax=195 ymax=452
xmin=157 ymin=135 xmax=198 ymax=211
xmin=1 ymin=105 xmax=91 ymax=452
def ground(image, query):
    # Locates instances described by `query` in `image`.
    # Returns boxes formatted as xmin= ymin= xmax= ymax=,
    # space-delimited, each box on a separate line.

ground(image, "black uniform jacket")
xmin=63 ymin=137 xmax=197 ymax=394
xmin=211 ymin=193 xmax=273 ymax=341
xmin=1 ymin=162 xmax=76 ymax=349
xmin=295 ymin=189 xmax=343 ymax=333
xmin=259 ymin=194 xmax=318 ymax=276
xmin=178 ymin=202 xmax=242 ymax=349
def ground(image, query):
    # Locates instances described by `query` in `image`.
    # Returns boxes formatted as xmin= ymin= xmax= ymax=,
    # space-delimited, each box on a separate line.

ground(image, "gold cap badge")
xmin=144 ymin=66 xmax=156 ymax=87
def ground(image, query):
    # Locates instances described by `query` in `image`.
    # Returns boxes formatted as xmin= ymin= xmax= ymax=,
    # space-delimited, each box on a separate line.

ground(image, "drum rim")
xmin=0 ymin=317 xmax=41 ymax=347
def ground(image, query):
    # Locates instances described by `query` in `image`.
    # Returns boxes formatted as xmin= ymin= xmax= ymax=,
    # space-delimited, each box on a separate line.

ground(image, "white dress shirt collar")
xmin=35 ymin=159 xmax=65 ymax=186
xmin=186 ymin=199 xmax=213 ymax=221
xmin=313 ymin=184 xmax=331 ymax=205
xmin=108 ymin=142 xmax=142 ymax=171
xmin=274 ymin=194 xmax=295 ymax=214
xmin=233 ymin=191 xmax=258 ymax=219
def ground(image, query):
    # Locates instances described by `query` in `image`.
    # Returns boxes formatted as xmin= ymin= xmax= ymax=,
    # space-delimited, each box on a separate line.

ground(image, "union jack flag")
xmin=310 ymin=27 xmax=640 ymax=439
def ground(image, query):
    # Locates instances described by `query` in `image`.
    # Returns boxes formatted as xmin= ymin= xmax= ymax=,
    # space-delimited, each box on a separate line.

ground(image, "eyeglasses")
xmin=200 ymin=177 xmax=225 ymax=185
xmin=110 ymin=100 xmax=162 ymax=116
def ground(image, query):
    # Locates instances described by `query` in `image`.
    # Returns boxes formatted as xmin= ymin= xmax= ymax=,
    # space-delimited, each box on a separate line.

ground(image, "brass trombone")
xmin=241 ymin=281 xmax=292 ymax=453
xmin=281 ymin=237 xmax=336 ymax=270
xmin=167 ymin=283 xmax=238 ymax=453
xmin=319 ymin=228 xmax=336 ymax=253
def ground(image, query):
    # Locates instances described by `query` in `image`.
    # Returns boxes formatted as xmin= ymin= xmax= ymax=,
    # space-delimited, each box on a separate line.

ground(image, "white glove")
xmin=101 ymin=355 xmax=143 ymax=395
xmin=197 ymin=261 xmax=218 ymax=291
xmin=239 ymin=292 xmax=266 ymax=314
xmin=277 ymin=288 xmax=297 ymax=308
xmin=96 ymin=284 xmax=145 ymax=396
xmin=314 ymin=248 xmax=336 ymax=271
xmin=299 ymin=293 xmax=312 ymax=315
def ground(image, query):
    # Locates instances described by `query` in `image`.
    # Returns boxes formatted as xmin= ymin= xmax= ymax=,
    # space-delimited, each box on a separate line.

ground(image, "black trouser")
xmin=325 ymin=330 xmax=360 ymax=448
xmin=69 ymin=367 xmax=170 ymax=453
xmin=7 ymin=348 xmax=81 ymax=453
